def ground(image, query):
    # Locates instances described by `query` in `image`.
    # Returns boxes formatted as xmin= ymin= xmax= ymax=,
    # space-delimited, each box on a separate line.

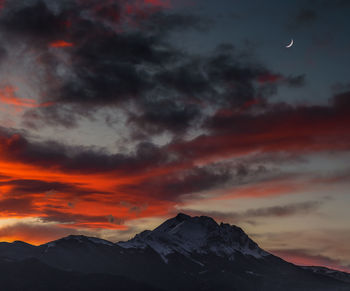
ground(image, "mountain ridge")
xmin=117 ymin=212 xmax=269 ymax=263
xmin=3 ymin=213 xmax=349 ymax=275
xmin=0 ymin=213 xmax=349 ymax=291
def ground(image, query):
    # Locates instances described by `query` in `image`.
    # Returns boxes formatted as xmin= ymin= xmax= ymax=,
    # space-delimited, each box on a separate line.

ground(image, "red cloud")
xmin=49 ymin=40 xmax=74 ymax=48
xmin=0 ymin=92 xmax=349 ymax=247
xmin=171 ymin=94 xmax=350 ymax=164
xmin=0 ymin=86 xmax=54 ymax=109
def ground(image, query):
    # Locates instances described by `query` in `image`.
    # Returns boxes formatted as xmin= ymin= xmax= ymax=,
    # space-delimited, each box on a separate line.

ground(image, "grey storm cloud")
xmin=182 ymin=200 xmax=324 ymax=223
xmin=0 ymin=0 xmax=300 ymax=137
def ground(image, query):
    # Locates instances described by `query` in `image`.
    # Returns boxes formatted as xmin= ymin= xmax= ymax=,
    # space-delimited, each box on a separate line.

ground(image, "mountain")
xmin=0 ymin=213 xmax=349 ymax=291
xmin=118 ymin=213 xmax=268 ymax=263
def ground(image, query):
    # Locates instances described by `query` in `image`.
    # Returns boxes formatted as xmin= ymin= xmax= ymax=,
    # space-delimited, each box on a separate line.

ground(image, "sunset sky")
xmin=0 ymin=0 xmax=350 ymax=272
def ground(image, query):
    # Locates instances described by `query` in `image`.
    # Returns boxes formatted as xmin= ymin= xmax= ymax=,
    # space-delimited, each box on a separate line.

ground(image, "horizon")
xmin=0 ymin=0 xmax=349 ymax=275
xmin=1 ymin=212 xmax=349 ymax=274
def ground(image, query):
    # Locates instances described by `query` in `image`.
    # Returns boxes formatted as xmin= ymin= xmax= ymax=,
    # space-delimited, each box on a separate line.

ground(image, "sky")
xmin=0 ymin=0 xmax=349 ymax=272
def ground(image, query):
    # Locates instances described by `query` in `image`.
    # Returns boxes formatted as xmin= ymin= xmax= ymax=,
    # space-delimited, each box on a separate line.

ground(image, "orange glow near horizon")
xmin=0 ymin=236 xmax=47 ymax=246
xmin=271 ymin=250 xmax=350 ymax=273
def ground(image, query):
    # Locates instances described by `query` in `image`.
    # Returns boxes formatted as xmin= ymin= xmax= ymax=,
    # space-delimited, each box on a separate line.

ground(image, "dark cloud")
xmin=119 ymin=164 xmax=232 ymax=200
xmin=170 ymin=92 xmax=350 ymax=161
xmin=154 ymin=59 xmax=212 ymax=96
xmin=1 ymin=91 xmax=350 ymax=187
xmin=0 ymin=179 xmax=110 ymax=197
xmin=39 ymin=209 xmax=125 ymax=227
xmin=181 ymin=201 xmax=323 ymax=223
xmin=0 ymin=197 xmax=34 ymax=214
xmin=0 ymin=1 xmax=68 ymax=41
xmin=23 ymin=105 xmax=82 ymax=129
xmin=129 ymin=99 xmax=201 ymax=136
xmin=118 ymin=161 xmax=278 ymax=201
xmin=0 ymin=129 xmax=174 ymax=174
xmin=236 ymin=201 xmax=322 ymax=220
xmin=0 ymin=0 xmax=301 ymax=138
xmin=127 ymin=46 xmax=277 ymax=136
xmin=1 ymin=91 xmax=349 ymax=201
xmin=0 ymin=1 xmax=198 ymax=126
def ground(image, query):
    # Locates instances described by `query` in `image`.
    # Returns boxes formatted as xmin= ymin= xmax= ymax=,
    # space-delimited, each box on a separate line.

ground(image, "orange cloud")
xmin=0 ymin=139 xmax=175 ymax=232
xmin=49 ymin=40 xmax=74 ymax=48
xmin=0 ymin=86 xmax=54 ymax=109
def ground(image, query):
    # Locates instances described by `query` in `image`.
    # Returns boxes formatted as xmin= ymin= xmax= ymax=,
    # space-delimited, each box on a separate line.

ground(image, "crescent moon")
xmin=286 ymin=39 xmax=294 ymax=48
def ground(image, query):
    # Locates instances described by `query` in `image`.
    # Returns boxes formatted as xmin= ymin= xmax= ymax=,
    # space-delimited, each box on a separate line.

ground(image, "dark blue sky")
xmin=171 ymin=0 xmax=350 ymax=104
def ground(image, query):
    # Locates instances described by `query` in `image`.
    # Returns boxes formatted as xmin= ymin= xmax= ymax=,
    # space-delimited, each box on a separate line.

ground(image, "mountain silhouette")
xmin=0 ymin=213 xmax=349 ymax=291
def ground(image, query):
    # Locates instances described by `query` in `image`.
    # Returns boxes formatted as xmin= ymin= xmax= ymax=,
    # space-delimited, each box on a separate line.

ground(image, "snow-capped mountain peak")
xmin=118 ymin=213 xmax=269 ymax=263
